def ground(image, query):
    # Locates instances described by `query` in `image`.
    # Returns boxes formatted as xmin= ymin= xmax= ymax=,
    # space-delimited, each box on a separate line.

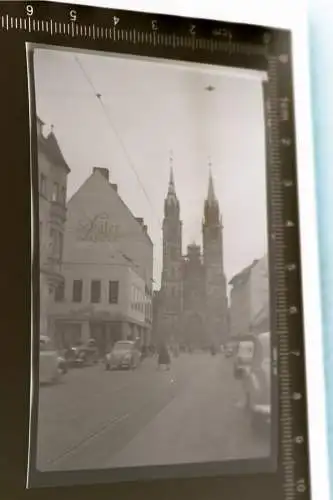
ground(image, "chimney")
xmin=110 ymin=183 xmax=118 ymax=192
xmin=93 ymin=167 xmax=109 ymax=181
xmin=143 ymin=225 xmax=148 ymax=234
xmin=136 ymin=217 xmax=144 ymax=226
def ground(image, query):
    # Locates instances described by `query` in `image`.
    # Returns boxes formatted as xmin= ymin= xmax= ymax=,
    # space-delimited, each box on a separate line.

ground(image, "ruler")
xmin=0 ymin=2 xmax=310 ymax=498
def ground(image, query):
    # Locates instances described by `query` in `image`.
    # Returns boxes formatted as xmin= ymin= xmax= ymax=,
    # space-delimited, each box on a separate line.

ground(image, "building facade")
xmin=38 ymin=117 xmax=70 ymax=339
xmin=229 ymin=254 xmax=270 ymax=338
xmin=155 ymin=165 xmax=229 ymax=348
xmin=50 ymin=167 xmax=153 ymax=355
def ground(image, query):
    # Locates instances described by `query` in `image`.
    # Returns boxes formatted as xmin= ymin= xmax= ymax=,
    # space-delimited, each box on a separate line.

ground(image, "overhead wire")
xmin=74 ymin=55 xmax=162 ymax=228
xmin=74 ymin=55 xmax=162 ymax=288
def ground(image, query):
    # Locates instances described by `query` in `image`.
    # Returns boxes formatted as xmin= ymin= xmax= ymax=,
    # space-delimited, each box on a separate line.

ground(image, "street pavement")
xmin=37 ymin=352 xmax=270 ymax=471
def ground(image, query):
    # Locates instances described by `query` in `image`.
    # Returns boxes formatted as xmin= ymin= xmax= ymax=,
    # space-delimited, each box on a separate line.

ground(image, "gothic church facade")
xmin=155 ymin=165 xmax=229 ymax=348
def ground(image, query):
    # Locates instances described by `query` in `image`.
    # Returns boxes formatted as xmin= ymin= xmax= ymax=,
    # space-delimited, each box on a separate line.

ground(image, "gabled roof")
xmin=36 ymin=116 xmax=70 ymax=173
xmin=44 ymin=130 xmax=71 ymax=173
xmin=229 ymin=259 xmax=259 ymax=287
xmin=69 ymin=168 xmax=153 ymax=247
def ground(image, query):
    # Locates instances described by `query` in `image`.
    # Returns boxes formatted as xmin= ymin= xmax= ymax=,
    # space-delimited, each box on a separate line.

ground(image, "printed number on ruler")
xmin=25 ymin=4 xmax=78 ymax=22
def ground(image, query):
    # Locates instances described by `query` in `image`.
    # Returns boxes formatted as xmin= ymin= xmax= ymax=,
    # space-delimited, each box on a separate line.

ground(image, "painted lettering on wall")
xmin=77 ymin=213 xmax=120 ymax=242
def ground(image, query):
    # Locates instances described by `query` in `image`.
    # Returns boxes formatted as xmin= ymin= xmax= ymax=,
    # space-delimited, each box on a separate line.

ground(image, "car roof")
xmin=257 ymin=332 xmax=270 ymax=341
xmin=115 ymin=340 xmax=134 ymax=344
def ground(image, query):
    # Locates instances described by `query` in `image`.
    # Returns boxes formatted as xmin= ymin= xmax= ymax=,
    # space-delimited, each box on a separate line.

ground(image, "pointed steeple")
xmin=207 ymin=159 xmax=216 ymax=204
xmin=203 ymin=158 xmax=220 ymax=226
xmin=168 ymin=151 xmax=176 ymax=195
xmin=164 ymin=150 xmax=179 ymax=217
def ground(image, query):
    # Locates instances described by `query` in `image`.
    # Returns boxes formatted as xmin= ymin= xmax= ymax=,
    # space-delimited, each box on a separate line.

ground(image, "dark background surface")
xmin=0 ymin=2 xmax=309 ymax=499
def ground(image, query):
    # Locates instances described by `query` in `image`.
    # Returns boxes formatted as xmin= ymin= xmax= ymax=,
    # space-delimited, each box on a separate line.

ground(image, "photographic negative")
xmin=29 ymin=44 xmax=274 ymax=483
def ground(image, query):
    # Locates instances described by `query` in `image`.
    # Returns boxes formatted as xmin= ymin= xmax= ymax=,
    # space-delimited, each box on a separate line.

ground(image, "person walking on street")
xmin=157 ymin=342 xmax=171 ymax=370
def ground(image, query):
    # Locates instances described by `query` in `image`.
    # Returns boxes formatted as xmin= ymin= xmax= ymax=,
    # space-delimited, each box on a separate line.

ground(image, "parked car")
xmin=66 ymin=339 xmax=99 ymax=368
xmin=243 ymin=332 xmax=271 ymax=430
xmin=39 ymin=335 xmax=66 ymax=384
xmin=105 ymin=340 xmax=141 ymax=370
xmin=233 ymin=339 xmax=254 ymax=378
xmin=225 ymin=344 xmax=234 ymax=357
xmin=57 ymin=351 xmax=68 ymax=374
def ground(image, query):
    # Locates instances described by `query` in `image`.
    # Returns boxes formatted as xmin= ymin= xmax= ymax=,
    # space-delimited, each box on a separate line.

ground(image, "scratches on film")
xmin=46 ymin=413 xmax=130 ymax=466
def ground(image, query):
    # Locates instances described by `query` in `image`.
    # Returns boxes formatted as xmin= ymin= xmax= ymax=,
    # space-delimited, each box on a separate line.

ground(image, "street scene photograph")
xmin=31 ymin=46 xmax=272 ymax=476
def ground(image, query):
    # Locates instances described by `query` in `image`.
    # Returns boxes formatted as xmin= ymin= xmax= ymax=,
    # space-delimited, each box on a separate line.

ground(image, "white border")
xmin=38 ymin=2 xmax=330 ymax=499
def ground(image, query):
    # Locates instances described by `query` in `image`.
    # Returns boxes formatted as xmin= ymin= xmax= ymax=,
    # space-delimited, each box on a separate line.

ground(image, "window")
xmin=49 ymin=228 xmax=62 ymax=260
xmin=59 ymin=232 xmax=64 ymax=260
xmin=55 ymin=281 xmax=65 ymax=302
xmin=91 ymin=280 xmax=101 ymax=303
xmin=52 ymin=182 xmax=59 ymax=202
xmin=72 ymin=280 xmax=83 ymax=303
xmin=131 ymin=285 xmax=135 ymax=309
xmin=50 ymin=228 xmax=56 ymax=255
xmin=61 ymin=186 xmax=66 ymax=204
xmin=109 ymin=281 xmax=119 ymax=304
xmin=40 ymin=173 xmax=46 ymax=197
xmin=134 ymin=288 xmax=138 ymax=310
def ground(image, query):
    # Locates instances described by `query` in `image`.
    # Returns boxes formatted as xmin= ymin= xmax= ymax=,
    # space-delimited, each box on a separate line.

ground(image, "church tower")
xmin=159 ymin=154 xmax=183 ymax=344
xmin=202 ymin=164 xmax=228 ymax=344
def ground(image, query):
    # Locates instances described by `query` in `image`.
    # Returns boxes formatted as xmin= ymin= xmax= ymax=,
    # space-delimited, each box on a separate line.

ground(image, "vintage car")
xmin=243 ymin=332 xmax=271 ymax=430
xmin=105 ymin=340 xmax=141 ymax=370
xmin=233 ymin=338 xmax=255 ymax=378
xmin=66 ymin=339 xmax=99 ymax=368
xmin=39 ymin=335 xmax=66 ymax=384
xmin=225 ymin=346 xmax=233 ymax=357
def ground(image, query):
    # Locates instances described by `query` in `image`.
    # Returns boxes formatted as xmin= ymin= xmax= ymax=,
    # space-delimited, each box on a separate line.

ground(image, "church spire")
xmin=203 ymin=158 xmax=220 ymax=226
xmin=207 ymin=158 xmax=216 ymax=204
xmin=164 ymin=150 xmax=179 ymax=217
xmin=168 ymin=150 xmax=176 ymax=195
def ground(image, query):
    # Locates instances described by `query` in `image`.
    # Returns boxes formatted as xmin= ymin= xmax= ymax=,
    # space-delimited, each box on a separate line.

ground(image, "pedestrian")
xmin=210 ymin=344 xmax=216 ymax=356
xmin=157 ymin=342 xmax=171 ymax=370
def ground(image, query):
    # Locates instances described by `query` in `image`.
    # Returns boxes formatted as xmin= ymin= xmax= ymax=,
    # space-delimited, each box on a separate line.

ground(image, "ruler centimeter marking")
xmin=267 ymin=53 xmax=302 ymax=500
xmin=0 ymin=13 xmax=265 ymax=55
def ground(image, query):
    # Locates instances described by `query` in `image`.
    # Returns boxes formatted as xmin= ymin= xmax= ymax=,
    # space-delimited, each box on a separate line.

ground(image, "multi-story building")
xmin=155 ymin=162 xmax=229 ymax=348
xmin=229 ymin=254 xmax=270 ymax=338
xmin=50 ymin=167 xmax=153 ymax=355
xmin=38 ymin=117 xmax=70 ymax=338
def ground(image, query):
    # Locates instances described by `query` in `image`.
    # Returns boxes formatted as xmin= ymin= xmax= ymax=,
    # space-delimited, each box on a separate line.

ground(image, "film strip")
xmin=0 ymin=2 xmax=309 ymax=498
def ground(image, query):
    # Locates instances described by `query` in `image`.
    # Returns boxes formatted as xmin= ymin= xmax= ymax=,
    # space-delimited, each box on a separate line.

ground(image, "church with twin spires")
xmin=154 ymin=161 xmax=229 ymax=349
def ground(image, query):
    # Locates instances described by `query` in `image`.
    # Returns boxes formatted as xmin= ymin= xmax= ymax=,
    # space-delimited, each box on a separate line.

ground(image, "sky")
xmin=33 ymin=47 xmax=268 ymax=290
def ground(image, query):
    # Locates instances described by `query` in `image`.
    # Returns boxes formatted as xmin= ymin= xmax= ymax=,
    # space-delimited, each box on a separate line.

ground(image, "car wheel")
xmin=105 ymin=363 xmax=110 ymax=371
